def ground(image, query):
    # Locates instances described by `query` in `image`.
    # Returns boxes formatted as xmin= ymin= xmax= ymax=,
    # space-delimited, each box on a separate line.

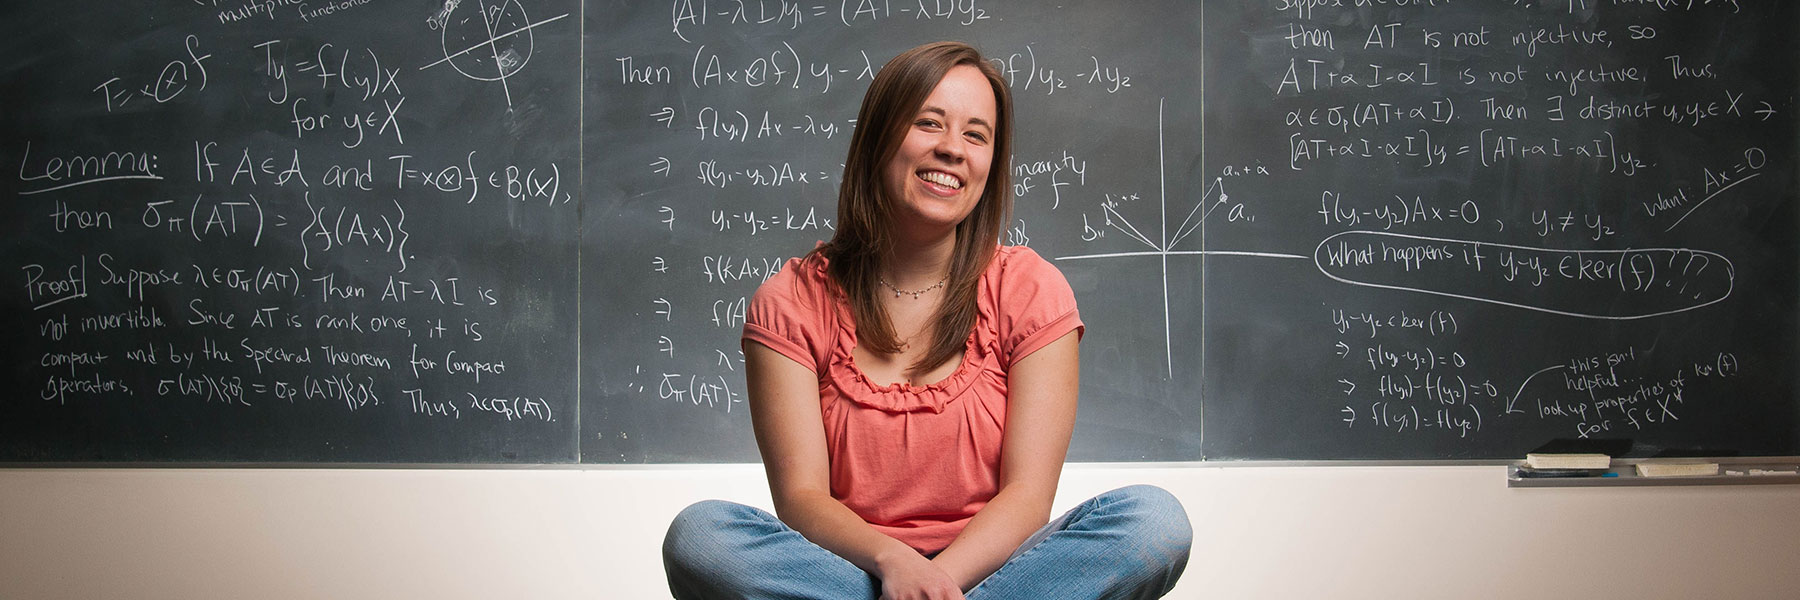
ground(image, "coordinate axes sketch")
xmin=420 ymin=0 xmax=570 ymax=109
xmin=1057 ymin=99 xmax=1307 ymax=378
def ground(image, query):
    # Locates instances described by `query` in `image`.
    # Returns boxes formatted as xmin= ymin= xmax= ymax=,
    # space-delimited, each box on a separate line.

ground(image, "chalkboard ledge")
xmin=1507 ymin=458 xmax=1800 ymax=488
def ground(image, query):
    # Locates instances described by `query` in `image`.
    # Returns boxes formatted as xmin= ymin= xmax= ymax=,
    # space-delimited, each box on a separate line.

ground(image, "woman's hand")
xmin=875 ymin=549 xmax=966 ymax=600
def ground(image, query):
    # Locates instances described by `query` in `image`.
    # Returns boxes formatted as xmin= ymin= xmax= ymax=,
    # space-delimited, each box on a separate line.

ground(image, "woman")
xmin=663 ymin=41 xmax=1191 ymax=600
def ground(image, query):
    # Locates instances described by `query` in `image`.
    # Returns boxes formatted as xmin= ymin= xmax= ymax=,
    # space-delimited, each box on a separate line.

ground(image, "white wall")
xmin=2 ymin=464 xmax=1795 ymax=600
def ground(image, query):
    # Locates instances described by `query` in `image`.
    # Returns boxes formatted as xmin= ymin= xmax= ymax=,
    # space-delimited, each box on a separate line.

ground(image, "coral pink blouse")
xmin=742 ymin=245 xmax=1083 ymax=555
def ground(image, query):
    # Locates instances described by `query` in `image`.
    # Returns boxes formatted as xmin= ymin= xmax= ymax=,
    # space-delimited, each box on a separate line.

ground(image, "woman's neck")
xmin=882 ymin=231 xmax=957 ymax=290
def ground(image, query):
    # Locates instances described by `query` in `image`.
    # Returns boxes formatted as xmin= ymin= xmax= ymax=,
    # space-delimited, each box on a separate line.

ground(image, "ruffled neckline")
xmin=810 ymin=255 xmax=997 ymax=413
xmin=825 ymin=318 xmax=989 ymax=414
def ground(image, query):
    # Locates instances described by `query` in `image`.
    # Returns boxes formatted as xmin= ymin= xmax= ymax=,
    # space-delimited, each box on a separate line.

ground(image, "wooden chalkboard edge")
xmin=0 ymin=462 xmax=586 ymax=470
xmin=0 ymin=462 xmax=759 ymax=470
xmin=0 ymin=459 xmax=1518 ymax=469
xmin=1105 ymin=460 xmax=1524 ymax=467
xmin=6 ymin=458 xmax=1796 ymax=470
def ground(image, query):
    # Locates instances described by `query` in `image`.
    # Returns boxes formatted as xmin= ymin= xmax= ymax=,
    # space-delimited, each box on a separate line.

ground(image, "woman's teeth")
xmin=919 ymin=171 xmax=962 ymax=190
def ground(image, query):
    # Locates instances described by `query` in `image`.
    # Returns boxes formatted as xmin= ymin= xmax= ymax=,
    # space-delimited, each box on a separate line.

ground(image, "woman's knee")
xmin=663 ymin=500 xmax=751 ymax=568
xmin=671 ymin=499 xmax=747 ymax=528
xmin=1107 ymin=485 xmax=1193 ymax=560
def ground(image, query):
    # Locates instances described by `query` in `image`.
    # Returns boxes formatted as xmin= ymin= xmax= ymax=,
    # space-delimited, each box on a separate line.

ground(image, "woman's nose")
xmin=932 ymin=132 xmax=965 ymax=162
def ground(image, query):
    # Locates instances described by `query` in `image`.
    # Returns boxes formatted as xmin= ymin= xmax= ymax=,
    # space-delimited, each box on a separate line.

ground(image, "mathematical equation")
xmin=8 ymin=0 xmax=583 ymax=463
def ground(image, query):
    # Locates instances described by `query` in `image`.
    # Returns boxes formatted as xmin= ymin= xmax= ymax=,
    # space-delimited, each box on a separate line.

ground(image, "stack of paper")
xmin=1635 ymin=462 xmax=1721 ymax=478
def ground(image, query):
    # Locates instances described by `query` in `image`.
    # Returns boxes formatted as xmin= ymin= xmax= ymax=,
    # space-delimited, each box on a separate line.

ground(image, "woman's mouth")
xmin=917 ymin=170 xmax=963 ymax=191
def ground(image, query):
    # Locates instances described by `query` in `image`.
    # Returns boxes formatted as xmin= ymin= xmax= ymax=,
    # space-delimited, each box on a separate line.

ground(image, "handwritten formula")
xmin=4 ymin=0 xmax=1794 ymax=463
xmin=5 ymin=0 xmax=582 ymax=462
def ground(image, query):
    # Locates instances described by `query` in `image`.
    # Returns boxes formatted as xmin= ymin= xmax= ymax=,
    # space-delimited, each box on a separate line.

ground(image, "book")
xmin=1526 ymin=453 xmax=1611 ymax=470
xmin=1636 ymin=462 xmax=1721 ymax=478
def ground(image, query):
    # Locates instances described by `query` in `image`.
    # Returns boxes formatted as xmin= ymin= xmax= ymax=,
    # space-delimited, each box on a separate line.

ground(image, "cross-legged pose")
xmin=664 ymin=41 xmax=1192 ymax=600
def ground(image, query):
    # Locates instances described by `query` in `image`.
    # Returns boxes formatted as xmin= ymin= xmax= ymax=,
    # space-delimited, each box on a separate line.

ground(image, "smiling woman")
xmin=661 ymin=41 xmax=1191 ymax=600
xmin=880 ymin=63 xmax=996 ymax=241
xmin=824 ymin=43 xmax=1015 ymax=381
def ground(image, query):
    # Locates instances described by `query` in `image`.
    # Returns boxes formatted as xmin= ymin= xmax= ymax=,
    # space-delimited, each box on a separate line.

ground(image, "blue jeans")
xmin=663 ymin=485 xmax=1192 ymax=599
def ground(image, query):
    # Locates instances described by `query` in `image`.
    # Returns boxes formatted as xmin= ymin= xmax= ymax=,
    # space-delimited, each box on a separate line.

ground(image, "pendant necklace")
xmin=878 ymin=275 xmax=946 ymax=299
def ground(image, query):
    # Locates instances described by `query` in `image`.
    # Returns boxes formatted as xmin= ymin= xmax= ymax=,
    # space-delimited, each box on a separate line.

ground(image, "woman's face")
xmin=882 ymin=64 xmax=997 ymax=237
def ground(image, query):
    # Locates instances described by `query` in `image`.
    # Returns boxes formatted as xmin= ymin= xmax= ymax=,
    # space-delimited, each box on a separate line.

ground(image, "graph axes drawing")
xmin=1057 ymin=98 xmax=1305 ymax=378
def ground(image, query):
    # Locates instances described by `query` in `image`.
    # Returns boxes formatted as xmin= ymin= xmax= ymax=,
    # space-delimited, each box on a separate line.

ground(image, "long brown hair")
xmin=812 ymin=41 xmax=1014 ymax=377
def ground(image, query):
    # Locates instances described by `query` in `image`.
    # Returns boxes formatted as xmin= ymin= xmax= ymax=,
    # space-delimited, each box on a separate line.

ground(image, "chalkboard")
xmin=583 ymin=0 xmax=1799 ymax=462
xmin=5 ymin=1 xmax=1796 ymax=464
xmin=581 ymin=0 xmax=1210 ymax=462
xmin=1194 ymin=1 xmax=1799 ymax=459
xmin=2 ymin=0 xmax=584 ymax=462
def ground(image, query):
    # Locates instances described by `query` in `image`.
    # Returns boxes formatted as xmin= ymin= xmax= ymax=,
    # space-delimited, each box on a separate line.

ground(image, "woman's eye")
xmin=916 ymin=119 xmax=941 ymax=129
xmin=965 ymin=131 xmax=988 ymax=144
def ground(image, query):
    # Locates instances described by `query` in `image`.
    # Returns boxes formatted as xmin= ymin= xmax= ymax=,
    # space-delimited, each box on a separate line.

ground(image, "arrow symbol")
xmin=1335 ymin=341 xmax=1350 ymax=358
xmin=650 ymin=156 xmax=671 ymax=176
xmin=1505 ymin=364 xmax=1566 ymax=415
xmin=1338 ymin=379 xmax=1357 ymax=395
xmin=652 ymin=106 xmax=675 ymax=126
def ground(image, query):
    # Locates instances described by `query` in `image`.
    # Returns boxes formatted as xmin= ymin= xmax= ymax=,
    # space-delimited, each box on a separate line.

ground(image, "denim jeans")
xmin=663 ymin=484 xmax=1192 ymax=599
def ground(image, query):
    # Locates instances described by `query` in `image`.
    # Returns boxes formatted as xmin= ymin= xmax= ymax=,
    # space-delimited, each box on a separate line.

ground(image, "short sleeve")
xmin=742 ymin=257 xmax=833 ymax=374
xmin=993 ymin=246 xmax=1083 ymax=367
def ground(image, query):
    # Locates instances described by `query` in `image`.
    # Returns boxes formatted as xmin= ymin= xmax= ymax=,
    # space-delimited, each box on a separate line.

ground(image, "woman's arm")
xmin=745 ymin=341 xmax=965 ymax=600
xmin=930 ymin=330 xmax=1081 ymax=591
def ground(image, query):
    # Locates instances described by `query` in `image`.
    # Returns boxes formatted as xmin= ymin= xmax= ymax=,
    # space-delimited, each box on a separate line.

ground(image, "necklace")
xmin=878 ymin=275 xmax=946 ymax=299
